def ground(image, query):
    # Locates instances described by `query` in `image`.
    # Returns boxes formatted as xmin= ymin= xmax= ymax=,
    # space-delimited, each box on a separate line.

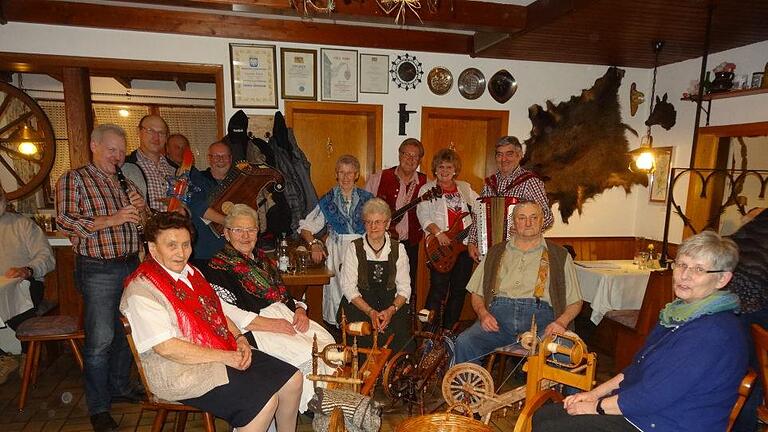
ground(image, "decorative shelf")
xmin=682 ymin=86 xmax=768 ymax=102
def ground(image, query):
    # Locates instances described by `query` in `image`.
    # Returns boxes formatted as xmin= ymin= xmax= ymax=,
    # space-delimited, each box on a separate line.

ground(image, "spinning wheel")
xmin=441 ymin=363 xmax=494 ymax=411
xmin=0 ymin=82 xmax=56 ymax=200
xmin=382 ymin=351 xmax=411 ymax=399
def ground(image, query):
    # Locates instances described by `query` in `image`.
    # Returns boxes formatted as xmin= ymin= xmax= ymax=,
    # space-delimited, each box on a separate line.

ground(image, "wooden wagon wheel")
xmin=441 ymin=363 xmax=494 ymax=411
xmin=382 ymin=351 xmax=412 ymax=400
xmin=0 ymin=82 xmax=56 ymax=200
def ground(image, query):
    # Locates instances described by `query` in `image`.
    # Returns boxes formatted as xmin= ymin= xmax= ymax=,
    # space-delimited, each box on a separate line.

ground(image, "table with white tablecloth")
xmin=575 ymin=260 xmax=653 ymax=325
xmin=0 ymin=276 xmax=33 ymax=327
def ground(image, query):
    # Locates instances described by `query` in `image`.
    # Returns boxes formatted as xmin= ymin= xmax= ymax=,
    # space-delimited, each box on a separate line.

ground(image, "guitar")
xmin=388 ymin=186 xmax=442 ymax=239
xmin=425 ymin=212 xmax=473 ymax=273
xmin=390 ymin=185 xmax=442 ymax=223
xmin=167 ymin=146 xmax=195 ymax=212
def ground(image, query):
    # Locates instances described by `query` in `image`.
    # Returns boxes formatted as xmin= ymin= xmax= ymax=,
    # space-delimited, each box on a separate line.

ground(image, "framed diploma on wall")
xmin=229 ymin=43 xmax=278 ymax=108
xmin=280 ymin=48 xmax=317 ymax=100
xmin=649 ymin=146 xmax=673 ymax=203
xmin=321 ymin=48 xmax=358 ymax=102
xmin=359 ymin=53 xmax=389 ymax=94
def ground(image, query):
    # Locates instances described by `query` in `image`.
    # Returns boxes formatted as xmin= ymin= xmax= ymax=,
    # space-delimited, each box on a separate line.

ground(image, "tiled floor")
xmin=0 ymin=348 xmax=612 ymax=432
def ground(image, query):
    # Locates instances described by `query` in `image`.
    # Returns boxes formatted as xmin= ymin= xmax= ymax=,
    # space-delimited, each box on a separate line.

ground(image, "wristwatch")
xmin=596 ymin=398 xmax=606 ymax=415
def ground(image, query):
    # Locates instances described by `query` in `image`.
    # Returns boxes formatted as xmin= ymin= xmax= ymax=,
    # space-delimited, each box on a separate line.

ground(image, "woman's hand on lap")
xmin=267 ymin=317 xmax=297 ymax=335
xmin=293 ymin=308 xmax=310 ymax=333
xmin=565 ymin=399 xmax=599 ymax=416
xmin=563 ymin=391 xmax=598 ymax=409
xmin=236 ymin=337 xmax=252 ymax=370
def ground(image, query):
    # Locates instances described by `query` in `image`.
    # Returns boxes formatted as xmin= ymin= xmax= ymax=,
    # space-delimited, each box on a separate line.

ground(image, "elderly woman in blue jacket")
xmin=533 ymin=230 xmax=748 ymax=432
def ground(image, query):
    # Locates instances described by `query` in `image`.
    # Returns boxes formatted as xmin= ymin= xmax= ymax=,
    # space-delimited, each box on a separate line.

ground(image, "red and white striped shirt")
xmin=55 ymin=164 xmax=141 ymax=259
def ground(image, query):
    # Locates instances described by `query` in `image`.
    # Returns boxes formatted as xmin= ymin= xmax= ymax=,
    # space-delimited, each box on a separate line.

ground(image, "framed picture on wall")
xmin=321 ymin=48 xmax=358 ymax=102
xmin=650 ymin=146 xmax=673 ymax=202
xmin=359 ymin=53 xmax=389 ymax=94
xmin=280 ymin=48 xmax=317 ymax=100
xmin=229 ymin=43 xmax=278 ymax=108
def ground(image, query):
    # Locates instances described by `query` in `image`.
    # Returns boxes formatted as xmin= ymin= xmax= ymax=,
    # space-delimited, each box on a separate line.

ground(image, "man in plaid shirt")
xmin=123 ymin=114 xmax=176 ymax=212
xmin=56 ymin=124 xmax=147 ymax=432
xmin=467 ymin=136 xmax=554 ymax=262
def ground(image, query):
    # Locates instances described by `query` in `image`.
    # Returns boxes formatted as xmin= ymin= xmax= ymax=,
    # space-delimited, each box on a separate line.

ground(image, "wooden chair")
xmin=121 ymin=317 xmax=216 ymax=432
xmin=727 ymin=369 xmax=757 ymax=432
xmin=16 ymin=315 xmax=85 ymax=411
xmin=751 ymin=324 xmax=768 ymax=424
xmin=603 ymin=269 xmax=675 ymax=371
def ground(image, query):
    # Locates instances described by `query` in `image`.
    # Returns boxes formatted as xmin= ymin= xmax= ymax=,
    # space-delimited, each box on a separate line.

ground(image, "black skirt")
xmin=180 ymin=350 xmax=298 ymax=427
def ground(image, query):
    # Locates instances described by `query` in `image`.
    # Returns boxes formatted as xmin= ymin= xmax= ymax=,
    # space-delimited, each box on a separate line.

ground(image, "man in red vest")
xmin=365 ymin=138 xmax=427 ymax=309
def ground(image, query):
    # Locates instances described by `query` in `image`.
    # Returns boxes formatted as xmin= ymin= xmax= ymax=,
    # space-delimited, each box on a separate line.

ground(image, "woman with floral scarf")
xmin=533 ymin=231 xmax=748 ymax=432
xmin=202 ymin=204 xmax=335 ymax=412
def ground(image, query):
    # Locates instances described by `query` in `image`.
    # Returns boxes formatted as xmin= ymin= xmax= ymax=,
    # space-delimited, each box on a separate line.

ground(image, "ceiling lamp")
xmin=629 ymin=40 xmax=664 ymax=174
xmin=10 ymin=123 xmax=43 ymax=157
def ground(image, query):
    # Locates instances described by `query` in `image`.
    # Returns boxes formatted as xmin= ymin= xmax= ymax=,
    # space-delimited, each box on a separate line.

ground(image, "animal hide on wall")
xmin=524 ymin=67 xmax=649 ymax=223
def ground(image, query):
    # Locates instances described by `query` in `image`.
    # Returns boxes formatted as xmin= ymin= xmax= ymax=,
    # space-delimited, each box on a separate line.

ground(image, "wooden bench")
xmin=603 ymin=269 xmax=675 ymax=371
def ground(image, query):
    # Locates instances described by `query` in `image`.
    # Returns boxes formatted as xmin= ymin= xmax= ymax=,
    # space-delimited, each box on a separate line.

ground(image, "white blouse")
xmin=339 ymin=234 xmax=411 ymax=303
xmin=123 ymin=263 xmax=257 ymax=354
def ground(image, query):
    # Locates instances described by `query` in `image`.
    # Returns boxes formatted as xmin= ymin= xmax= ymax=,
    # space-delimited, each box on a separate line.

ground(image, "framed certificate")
xmin=359 ymin=53 xmax=389 ymax=94
xmin=649 ymin=147 xmax=673 ymax=203
xmin=229 ymin=43 xmax=278 ymax=108
xmin=321 ymin=48 xmax=358 ymax=102
xmin=281 ymin=48 xmax=317 ymax=100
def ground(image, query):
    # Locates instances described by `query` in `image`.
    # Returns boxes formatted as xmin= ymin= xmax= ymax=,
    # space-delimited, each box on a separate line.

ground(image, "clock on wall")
xmin=389 ymin=53 xmax=424 ymax=91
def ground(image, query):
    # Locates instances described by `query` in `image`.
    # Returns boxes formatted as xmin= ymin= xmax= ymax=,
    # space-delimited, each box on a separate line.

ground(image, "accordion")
xmin=475 ymin=196 xmax=521 ymax=256
xmin=207 ymin=161 xmax=284 ymax=235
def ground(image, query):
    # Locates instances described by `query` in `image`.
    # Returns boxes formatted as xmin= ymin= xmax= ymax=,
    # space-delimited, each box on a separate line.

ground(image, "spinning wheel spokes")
xmin=0 ymin=82 xmax=56 ymax=200
xmin=442 ymin=363 xmax=493 ymax=410
xmin=382 ymin=351 xmax=412 ymax=400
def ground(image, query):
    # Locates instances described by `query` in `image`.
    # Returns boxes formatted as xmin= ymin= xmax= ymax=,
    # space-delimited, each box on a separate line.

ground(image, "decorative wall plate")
xmin=488 ymin=70 xmax=517 ymax=103
xmin=458 ymin=68 xmax=486 ymax=100
xmin=389 ymin=53 xmax=424 ymax=91
xmin=427 ymin=66 xmax=453 ymax=95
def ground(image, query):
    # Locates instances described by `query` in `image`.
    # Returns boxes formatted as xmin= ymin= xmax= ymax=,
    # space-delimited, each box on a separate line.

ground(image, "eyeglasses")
xmin=140 ymin=126 xmax=168 ymax=138
xmin=363 ymin=219 xmax=388 ymax=227
xmin=227 ymin=227 xmax=259 ymax=236
xmin=399 ymin=151 xmax=421 ymax=161
xmin=336 ymin=171 xmax=357 ymax=178
xmin=670 ymin=262 xmax=725 ymax=276
xmin=208 ymin=153 xmax=231 ymax=161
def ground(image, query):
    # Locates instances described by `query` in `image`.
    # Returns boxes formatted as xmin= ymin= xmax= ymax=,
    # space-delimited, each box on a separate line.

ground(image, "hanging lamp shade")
xmin=10 ymin=123 xmax=44 ymax=157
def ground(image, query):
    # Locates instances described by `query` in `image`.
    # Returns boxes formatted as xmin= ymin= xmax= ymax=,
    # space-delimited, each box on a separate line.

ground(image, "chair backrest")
xmin=120 ymin=316 xmax=155 ymax=404
xmin=727 ymin=369 xmax=757 ymax=432
xmin=751 ymin=324 xmax=768 ymax=405
xmin=634 ymin=269 xmax=675 ymax=334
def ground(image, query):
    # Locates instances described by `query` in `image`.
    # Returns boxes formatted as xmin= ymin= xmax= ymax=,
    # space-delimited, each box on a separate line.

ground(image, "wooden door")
xmin=421 ymin=107 xmax=509 ymax=193
xmin=419 ymin=107 xmax=509 ymax=321
xmin=285 ymin=101 xmax=382 ymax=197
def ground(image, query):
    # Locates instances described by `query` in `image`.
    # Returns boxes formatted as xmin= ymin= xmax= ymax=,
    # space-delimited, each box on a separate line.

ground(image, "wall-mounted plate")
xmin=458 ymin=68 xmax=486 ymax=100
xmin=427 ymin=66 xmax=453 ymax=95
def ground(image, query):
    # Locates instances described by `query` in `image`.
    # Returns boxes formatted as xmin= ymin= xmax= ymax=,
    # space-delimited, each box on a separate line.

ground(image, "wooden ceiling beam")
xmin=3 ymin=0 xmax=473 ymax=56
xmin=120 ymin=0 xmax=527 ymax=33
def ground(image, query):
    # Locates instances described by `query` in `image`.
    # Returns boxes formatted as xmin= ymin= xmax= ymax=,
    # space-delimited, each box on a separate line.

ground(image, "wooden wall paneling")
xmin=62 ymin=67 xmax=93 ymax=169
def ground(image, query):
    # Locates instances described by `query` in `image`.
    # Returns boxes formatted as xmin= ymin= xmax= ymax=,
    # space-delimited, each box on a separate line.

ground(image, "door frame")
xmin=284 ymin=101 xmax=383 ymax=179
xmin=420 ymin=106 xmax=510 ymax=179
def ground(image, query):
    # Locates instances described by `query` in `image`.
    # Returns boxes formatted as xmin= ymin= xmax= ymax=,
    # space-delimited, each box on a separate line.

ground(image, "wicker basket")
xmin=395 ymin=413 xmax=493 ymax=432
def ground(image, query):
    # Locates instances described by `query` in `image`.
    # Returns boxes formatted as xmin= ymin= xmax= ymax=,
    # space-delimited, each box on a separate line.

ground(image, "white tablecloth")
xmin=0 ymin=276 xmax=33 ymax=327
xmin=575 ymin=260 xmax=652 ymax=325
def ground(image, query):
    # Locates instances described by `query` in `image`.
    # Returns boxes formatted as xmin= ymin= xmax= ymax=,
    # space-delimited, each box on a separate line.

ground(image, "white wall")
xmin=4 ymin=22 xmax=767 ymax=239
xmin=634 ymin=40 xmax=768 ymax=242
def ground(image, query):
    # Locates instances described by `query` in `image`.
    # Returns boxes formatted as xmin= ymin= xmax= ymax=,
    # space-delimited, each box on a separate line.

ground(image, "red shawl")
xmin=126 ymin=258 xmax=236 ymax=351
